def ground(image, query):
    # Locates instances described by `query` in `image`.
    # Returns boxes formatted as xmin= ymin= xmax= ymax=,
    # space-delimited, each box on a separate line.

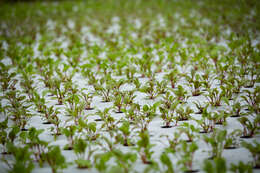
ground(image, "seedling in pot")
xmin=73 ymin=137 xmax=96 ymax=169
xmin=238 ymin=116 xmax=260 ymax=138
xmin=241 ymin=140 xmax=260 ymax=169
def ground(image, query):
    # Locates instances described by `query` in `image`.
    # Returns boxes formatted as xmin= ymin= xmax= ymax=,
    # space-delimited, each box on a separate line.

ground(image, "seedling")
xmin=203 ymin=129 xmax=227 ymax=159
xmin=160 ymin=152 xmax=175 ymax=173
xmin=62 ymin=125 xmax=77 ymax=150
xmin=230 ymin=161 xmax=253 ymax=173
xmin=73 ymin=137 xmax=95 ymax=169
xmin=116 ymin=121 xmax=134 ymax=146
xmin=173 ymin=85 xmax=189 ymax=103
xmin=80 ymin=90 xmax=94 ymax=110
xmin=177 ymin=141 xmax=198 ymax=172
xmin=179 ymin=122 xmax=199 ymax=142
xmin=206 ymin=87 xmax=226 ymax=107
xmin=45 ymin=145 xmax=67 ymax=173
xmin=224 ymin=129 xmax=241 ymax=149
xmin=238 ymin=116 xmax=260 ymax=138
xmin=194 ymin=106 xmax=214 ymax=133
xmin=159 ymin=100 xmax=179 ymax=128
xmin=78 ymin=118 xmax=100 ymax=141
xmin=241 ymin=140 xmax=260 ymax=168
xmin=135 ymin=131 xmax=155 ymax=164
xmin=241 ymin=87 xmax=260 ymax=114
xmin=164 ymin=68 xmax=179 ymax=88
xmin=176 ymin=105 xmax=194 ymax=121
xmin=203 ymin=157 xmax=227 ymax=173
xmin=140 ymin=79 xmax=159 ymax=99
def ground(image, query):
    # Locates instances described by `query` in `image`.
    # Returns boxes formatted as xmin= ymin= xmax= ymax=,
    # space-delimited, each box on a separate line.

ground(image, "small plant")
xmin=45 ymin=145 xmax=67 ymax=173
xmin=203 ymin=157 xmax=227 ymax=173
xmin=238 ymin=116 xmax=260 ymax=138
xmin=193 ymin=101 xmax=207 ymax=114
xmin=135 ymin=131 xmax=155 ymax=164
xmin=78 ymin=118 xmax=100 ymax=141
xmin=116 ymin=121 xmax=134 ymax=146
xmin=176 ymin=105 xmax=194 ymax=121
xmin=178 ymin=122 xmax=199 ymax=142
xmin=2 ymin=144 xmax=34 ymax=173
xmin=161 ymin=132 xmax=182 ymax=153
xmin=223 ymin=129 xmax=241 ymax=149
xmin=206 ymin=87 xmax=226 ymax=107
xmin=20 ymin=127 xmax=48 ymax=166
xmin=173 ymin=85 xmax=189 ymax=103
xmin=73 ymin=137 xmax=95 ymax=169
xmin=177 ymin=141 xmax=198 ymax=172
xmin=80 ymin=90 xmax=94 ymax=110
xmin=241 ymin=87 xmax=260 ymax=114
xmin=230 ymin=161 xmax=253 ymax=173
xmin=159 ymin=100 xmax=179 ymax=128
xmin=230 ymin=101 xmax=246 ymax=117
xmin=241 ymin=140 xmax=260 ymax=168
xmin=113 ymin=91 xmax=126 ymax=113
xmin=203 ymin=129 xmax=226 ymax=159
xmin=140 ymin=79 xmax=159 ymax=99
xmin=62 ymin=125 xmax=77 ymax=150
xmin=194 ymin=106 xmax=215 ymax=133
xmin=164 ymin=68 xmax=179 ymax=88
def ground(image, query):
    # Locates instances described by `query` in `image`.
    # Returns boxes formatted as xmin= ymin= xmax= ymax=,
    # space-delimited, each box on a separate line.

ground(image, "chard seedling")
xmin=178 ymin=122 xmax=199 ymax=142
xmin=45 ymin=145 xmax=67 ymax=173
xmin=177 ymin=141 xmax=198 ymax=172
xmin=116 ymin=121 xmax=134 ymax=146
xmin=0 ymin=63 xmax=16 ymax=91
xmin=241 ymin=87 xmax=260 ymax=114
xmin=2 ymin=144 xmax=34 ymax=173
xmin=80 ymin=90 xmax=94 ymax=110
xmin=78 ymin=118 xmax=100 ymax=141
xmin=176 ymin=105 xmax=194 ymax=121
xmin=230 ymin=161 xmax=253 ymax=173
xmin=223 ymin=129 xmax=241 ymax=149
xmin=193 ymin=101 xmax=206 ymax=114
xmin=194 ymin=106 xmax=215 ymax=133
xmin=164 ymin=68 xmax=179 ymax=88
xmin=230 ymin=101 xmax=246 ymax=117
xmin=42 ymin=106 xmax=60 ymax=124
xmin=203 ymin=129 xmax=227 ymax=159
xmin=206 ymin=87 xmax=226 ymax=107
xmin=241 ymin=140 xmax=260 ymax=168
xmin=20 ymin=127 xmax=48 ymax=166
xmin=212 ymin=111 xmax=229 ymax=125
xmin=113 ymin=91 xmax=126 ymax=113
xmin=238 ymin=116 xmax=260 ymax=138
xmin=203 ymin=157 xmax=227 ymax=173
xmin=140 ymin=79 xmax=159 ymax=99
xmin=173 ymin=85 xmax=189 ymax=103
xmin=135 ymin=131 xmax=155 ymax=164
xmin=73 ymin=137 xmax=95 ymax=169
xmin=62 ymin=125 xmax=77 ymax=150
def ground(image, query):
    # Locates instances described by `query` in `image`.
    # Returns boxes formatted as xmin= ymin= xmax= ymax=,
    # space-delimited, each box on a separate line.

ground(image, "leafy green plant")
xmin=164 ymin=68 xmax=179 ymax=88
xmin=78 ymin=118 xmax=100 ymax=141
xmin=177 ymin=141 xmax=198 ymax=172
xmin=20 ymin=127 xmax=48 ymax=166
xmin=173 ymin=85 xmax=189 ymax=103
xmin=203 ymin=157 xmax=227 ymax=173
xmin=176 ymin=105 xmax=194 ymax=121
xmin=241 ymin=87 xmax=260 ymax=114
xmin=203 ymin=129 xmax=227 ymax=159
xmin=178 ymin=122 xmax=199 ymax=142
xmin=160 ymin=152 xmax=175 ymax=173
xmin=116 ymin=121 xmax=134 ymax=146
xmin=223 ymin=129 xmax=241 ymax=149
xmin=62 ymin=125 xmax=77 ymax=150
xmin=238 ymin=116 xmax=260 ymax=138
xmin=241 ymin=140 xmax=260 ymax=168
xmin=194 ymin=107 xmax=215 ymax=133
xmin=2 ymin=144 xmax=34 ymax=173
xmin=135 ymin=131 xmax=155 ymax=164
xmin=159 ymin=100 xmax=179 ymax=128
xmin=73 ymin=137 xmax=95 ymax=169
xmin=140 ymin=79 xmax=159 ymax=99
xmin=45 ymin=145 xmax=67 ymax=173
xmin=230 ymin=161 xmax=253 ymax=173
xmin=206 ymin=88 xmax=226 ymax=107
